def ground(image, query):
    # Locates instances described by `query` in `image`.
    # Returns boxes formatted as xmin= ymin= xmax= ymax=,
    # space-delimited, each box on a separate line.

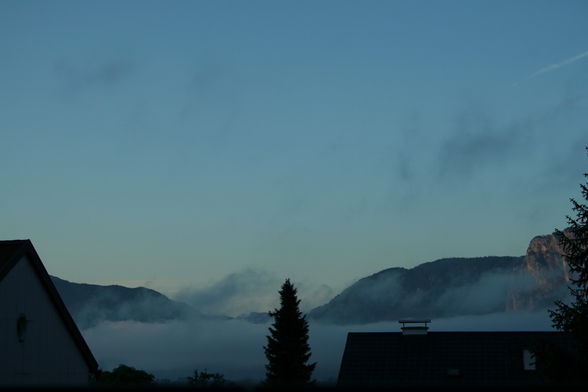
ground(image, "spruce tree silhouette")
xmin=550 ymin=147 xmax=588 ymax=353
xmin=264 ymin=279 xmax=316 ymax=386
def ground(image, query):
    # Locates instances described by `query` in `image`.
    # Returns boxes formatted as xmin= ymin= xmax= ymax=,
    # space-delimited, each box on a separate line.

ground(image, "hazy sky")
xmin=1 ymin=0 xmax=587 ymax=295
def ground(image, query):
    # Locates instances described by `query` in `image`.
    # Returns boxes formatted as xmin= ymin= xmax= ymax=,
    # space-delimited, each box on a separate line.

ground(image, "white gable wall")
xmin=0 ymin=255 xmax=91 ymax=386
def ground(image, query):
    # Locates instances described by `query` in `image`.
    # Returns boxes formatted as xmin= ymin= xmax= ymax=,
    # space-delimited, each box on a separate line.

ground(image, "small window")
xmin=523 ymin=349 xmax=536 ymax=370
xmin=17 ymin=314 xmax=28 ymax=343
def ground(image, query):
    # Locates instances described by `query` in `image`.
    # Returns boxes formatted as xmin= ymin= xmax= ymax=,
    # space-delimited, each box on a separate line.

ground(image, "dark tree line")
xmin=94 ymin=364 xmax=155 ymax=386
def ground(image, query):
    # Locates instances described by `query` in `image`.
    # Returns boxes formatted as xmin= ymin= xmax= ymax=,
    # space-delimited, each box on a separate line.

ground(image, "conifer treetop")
xmin=264 ymin=278 xmax=316 ymax=386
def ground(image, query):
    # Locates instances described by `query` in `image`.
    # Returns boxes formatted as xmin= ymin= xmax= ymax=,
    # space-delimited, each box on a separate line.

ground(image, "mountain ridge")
xmin=51 ymin=276 xmax=227 ymax=329
xmin=308 ymin=233 xmax=570 ymax=324
xmin=52 ymin=232 xmax=571 ymax=328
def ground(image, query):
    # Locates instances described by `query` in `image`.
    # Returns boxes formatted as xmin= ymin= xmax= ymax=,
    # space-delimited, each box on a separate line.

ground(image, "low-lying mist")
xmin=173 ymin=268 xmax=336 ymax=317
xmin=82 ymin=311 xmax=555 ymax=384
xmin=173 ymin=269 xmax=280 ymax=318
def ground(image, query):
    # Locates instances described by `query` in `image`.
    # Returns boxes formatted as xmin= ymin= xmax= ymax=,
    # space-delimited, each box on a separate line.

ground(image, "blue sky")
xmin=1 ymin=0 xmax=587 ymax=295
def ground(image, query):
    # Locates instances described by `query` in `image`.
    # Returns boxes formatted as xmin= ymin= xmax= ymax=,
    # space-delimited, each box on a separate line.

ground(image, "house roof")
xmin=0 ymin=240 xmax=99 ymax=374
xmin=338 ymin=331 xmax=577 ymax=388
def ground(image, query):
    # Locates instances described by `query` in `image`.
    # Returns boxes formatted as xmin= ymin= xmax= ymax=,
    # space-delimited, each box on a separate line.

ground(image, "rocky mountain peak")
xmin=505 ymin=232 xmax=570 ymax=312
xmin=524 ymin=232 xmax=569 ymax=282
xmin=310 ymin=232 xmax=574 ymax=324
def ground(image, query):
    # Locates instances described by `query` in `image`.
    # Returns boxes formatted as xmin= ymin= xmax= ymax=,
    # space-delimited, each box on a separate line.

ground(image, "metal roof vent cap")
xmin=399 ymin=319 xmax=431 ymax=335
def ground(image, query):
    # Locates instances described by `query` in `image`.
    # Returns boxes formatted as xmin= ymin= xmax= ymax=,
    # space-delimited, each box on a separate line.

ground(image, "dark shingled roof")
xmin=338 ymin=331 xmax=577 ymax=388
xmin=0 ymin=240 xmax=24 ymax=272
xmin=0 ymin=240 xmax=99 ymax=374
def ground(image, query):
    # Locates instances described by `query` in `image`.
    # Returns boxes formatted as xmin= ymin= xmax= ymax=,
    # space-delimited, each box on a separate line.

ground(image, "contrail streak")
xmin=513 ymin=49 xmax=588 ymax=86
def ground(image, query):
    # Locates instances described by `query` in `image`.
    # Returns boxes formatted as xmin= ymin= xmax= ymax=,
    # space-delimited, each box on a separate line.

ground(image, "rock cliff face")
xmin=310 ymin=233 xmax=571 ymax=325
xmin=507 ymin=233 xmax=569 ymax=312
xmin=524 ymin=233 xmax=568 ymax=280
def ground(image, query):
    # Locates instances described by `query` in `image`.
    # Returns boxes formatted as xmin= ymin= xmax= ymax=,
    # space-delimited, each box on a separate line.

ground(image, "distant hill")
xmin=309 ymin=233 xmax=570 ymax=324
xmin=51 ymin=232 xmax=571 ymax=328
xmin=51 ymin=276 xmax=224 ymax=329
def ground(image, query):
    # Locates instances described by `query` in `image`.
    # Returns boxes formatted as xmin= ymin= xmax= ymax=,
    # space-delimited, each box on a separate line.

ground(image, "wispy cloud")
xmin=173 ymin=269 xmax=280 ymax=317
xmin=173 ymin=269 xmax=335 ymax=317
xmin=436 ymin=107 xmax=526 ymax=181
xmin=55 ymin=58 xmax=135 ymax=93
xmin=514 ymin=49 xmax=588 ymax=86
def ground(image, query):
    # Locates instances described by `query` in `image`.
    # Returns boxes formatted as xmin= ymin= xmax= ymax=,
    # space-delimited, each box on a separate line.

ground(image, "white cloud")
xmin=173 ymin=269 xmax=335 ymax=317
xmin=514 ymin=49 xmax=588 ymax=86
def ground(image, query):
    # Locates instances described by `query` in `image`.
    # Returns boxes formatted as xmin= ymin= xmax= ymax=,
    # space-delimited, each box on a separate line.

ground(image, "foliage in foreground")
xmin=543 ymin=146 xmax=588 ymax=379
xmin=94 ymin=364 xmax=155 ymax=386
xmin=187 ymin=369 xmax=228 ymax=388
xmin=550 ymin=148 xmax=588 ymax=348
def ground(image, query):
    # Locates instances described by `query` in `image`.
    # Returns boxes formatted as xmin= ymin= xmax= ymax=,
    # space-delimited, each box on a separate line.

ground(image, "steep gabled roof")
xmin=0 ymin=240 xmax=99 ymax=374
xmin=338 ymin=331 xmax=577 ymax=388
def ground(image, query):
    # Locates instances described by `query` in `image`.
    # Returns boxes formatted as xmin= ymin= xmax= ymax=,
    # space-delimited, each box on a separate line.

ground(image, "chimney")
xmin=399 ymin=319 xmax=430 ymax=335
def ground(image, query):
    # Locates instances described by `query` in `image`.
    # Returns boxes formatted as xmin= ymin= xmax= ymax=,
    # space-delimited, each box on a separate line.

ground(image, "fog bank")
xmin=82 ymin=311 xmax=554 ymax=383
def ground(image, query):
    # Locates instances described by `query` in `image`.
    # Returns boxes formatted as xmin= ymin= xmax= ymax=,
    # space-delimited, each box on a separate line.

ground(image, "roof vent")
xmin=399 ymin=319 xmax=430 ymax=335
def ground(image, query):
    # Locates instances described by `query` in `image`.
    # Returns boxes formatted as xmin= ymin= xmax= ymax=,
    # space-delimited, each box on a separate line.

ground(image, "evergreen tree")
xmin=550 ymin=147 xmax=588 ymax=352
xmin=264 ymin=279 xmax=316 ymax=386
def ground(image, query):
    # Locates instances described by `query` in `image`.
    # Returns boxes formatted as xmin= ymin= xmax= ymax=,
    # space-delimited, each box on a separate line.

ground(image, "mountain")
xmin=51 ymin=276 xmax=223 ymax=329
xmin=309 ymin=233 xmax=570 ymax=324
xmin=51 ymin=232 xmax=571 ymax=328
